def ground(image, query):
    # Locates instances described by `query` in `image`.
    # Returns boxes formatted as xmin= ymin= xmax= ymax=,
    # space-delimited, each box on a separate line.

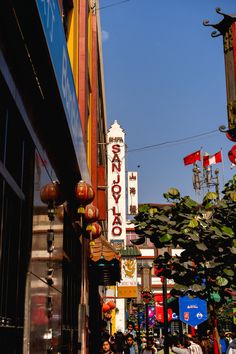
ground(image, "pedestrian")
xmin=226 ymin=332 xmax=236 ymax=354
xmin=171 ymin=336 xmax=190 ymax=354
xmin=101 ymin=339 xmax=114 ymax=354
xmin=141 ymin=338 xmax=158 ymax=354
xmin=185 ymin=334 xmax=203 ymax=354
xmin=200 ymin=335 xmax=213 ymax=354
xmin=220 ymin=332 xmax=229 ymax=354
xmin=124 ymin=322 xmax=137 ymax=340
xmin=113 ymin=330 xmax=126 ymax=354
xmin=124 ymin=334 xmax=139 ymax=354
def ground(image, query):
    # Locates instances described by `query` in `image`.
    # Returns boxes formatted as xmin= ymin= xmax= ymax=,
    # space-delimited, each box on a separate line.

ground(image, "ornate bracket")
xmin=203 ymin=8 xmax=236 ymax=37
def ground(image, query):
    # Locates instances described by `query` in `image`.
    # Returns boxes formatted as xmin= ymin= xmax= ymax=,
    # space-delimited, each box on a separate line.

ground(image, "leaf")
xmin=216 ymin=277 xmax=228 ymax=287
xmin=196 ymin=243 xmax=208 ymax=251
xmin=221 ymin=226 xmax=234 ymax=237
xmin=190 ymin=284 xmax=205 ymax=292
xmin=204 ymin=192 xmax=218 ymax=201
xmin=229 ymin=191 xmax=236 ymax=202
xmin=184 ymin=198 xmax=199 ymax=208
xmin=173 ymin=283 xmax=188 ymax=291
xmin=159 ymin=234 xmax=172 ymax=243
xmin=168 ymin=188 xmax=180 ymax=197
xmin=231 ymin=247 xmax=236 ymax=254
xmin=144 ymin=230 xmax=153 ymax=236
xmin=130 ymin=237 xmax=145 ymax=245
xmin=189 ymin=233 xmax=200 ymax=242
xmin=188 ymin=219 xmax=199 ymax=228
xmin=210 ymin=292 xmax=221 ymax=302
xmin=154 ymin=214 xmax=170 ymax=223
xmin=223 ymin=269 xmax=234 ymax=276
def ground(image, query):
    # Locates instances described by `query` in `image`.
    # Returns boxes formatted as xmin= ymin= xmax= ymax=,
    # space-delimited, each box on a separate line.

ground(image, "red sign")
xmin=155 ymin=304 xmax=172 ymax=323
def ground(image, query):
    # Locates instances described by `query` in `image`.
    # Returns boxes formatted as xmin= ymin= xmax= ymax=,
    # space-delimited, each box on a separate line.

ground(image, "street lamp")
xmin=141 ymin=266 xmax=152 ymax=341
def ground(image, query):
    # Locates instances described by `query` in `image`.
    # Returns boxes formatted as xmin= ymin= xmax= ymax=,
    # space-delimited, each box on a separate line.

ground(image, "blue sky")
xmin=100 ymin=0 xmax=236 ymax=204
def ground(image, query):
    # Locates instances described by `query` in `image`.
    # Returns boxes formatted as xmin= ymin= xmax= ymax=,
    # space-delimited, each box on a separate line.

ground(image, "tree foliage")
xmin=132 ymin=177 xmax=236 ymax=306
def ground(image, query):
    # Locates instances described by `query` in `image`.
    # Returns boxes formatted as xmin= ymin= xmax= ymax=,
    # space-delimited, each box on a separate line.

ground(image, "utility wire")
xmin=97 ymin=0 xmax=130 ymax=11
xmin=128 ymin=129 xmax=219 ymax=153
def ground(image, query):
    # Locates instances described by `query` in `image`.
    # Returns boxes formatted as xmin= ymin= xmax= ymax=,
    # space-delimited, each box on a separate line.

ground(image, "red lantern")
xmin=228 ymin=145 xmax=236 ymax=164
xmin=84 ymin=204 xmax=99 ymax=223
xmin=40 ymin=181 xmax=62 ymax=205
xmin=86 ymin=222 xmax=102 ymax=240
xmin=102 ymin=303 xmax=110 ymax=313
xmin=141 ymin=290 xmax=153 ymax=304
xmin=107 ymin=301 xmax=116 ymax=310
xmin=75 ymin=180 xmax=95 ymax=206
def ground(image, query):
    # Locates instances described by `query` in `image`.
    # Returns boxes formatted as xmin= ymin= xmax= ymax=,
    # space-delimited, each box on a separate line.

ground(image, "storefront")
xmin=0 ymin=1 xmax=91 ymax=352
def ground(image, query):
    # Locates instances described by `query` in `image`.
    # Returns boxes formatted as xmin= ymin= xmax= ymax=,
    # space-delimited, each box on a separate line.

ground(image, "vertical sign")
xmin=127 ymin=172 xmax=138 ymax=215
xmin=107 ymin=120 xmax=126 ymax=248
xmin=117 ymin=258 xmax=138 ymax=298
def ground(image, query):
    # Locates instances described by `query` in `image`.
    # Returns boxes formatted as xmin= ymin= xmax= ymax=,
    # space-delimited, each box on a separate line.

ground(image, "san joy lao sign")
xmin=107 ymin=121 xmax=126 ymax=246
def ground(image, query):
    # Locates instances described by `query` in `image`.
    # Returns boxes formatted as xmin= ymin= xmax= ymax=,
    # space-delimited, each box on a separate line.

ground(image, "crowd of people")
xmin=100 ymin=321 xmax=236 ymax=354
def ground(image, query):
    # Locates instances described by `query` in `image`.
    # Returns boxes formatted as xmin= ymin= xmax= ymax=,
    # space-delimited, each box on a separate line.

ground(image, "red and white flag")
xmin=183 ymin=150 xmax=201 ymax=165
xmin=203 ymin=151 xmax=222 ymax=167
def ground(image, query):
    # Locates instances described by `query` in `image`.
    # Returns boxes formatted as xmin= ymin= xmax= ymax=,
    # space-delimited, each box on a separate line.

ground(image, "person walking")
xmin=101 ymin=340 xmax=114 ymax=354
xmin=124 ymin=322 xmax=137 ymax=340
xmin=171 ymin=336 xmax=190 ymax=354
xmin=124 ymin=334 xmax=139 ymax=354
xmin=185 ymin=334 xmax=203 ymax=354
xmin=141 ymin=338 xmax=158 ymax=354
xmin=226 ymin=332 xmax=236 ymax=354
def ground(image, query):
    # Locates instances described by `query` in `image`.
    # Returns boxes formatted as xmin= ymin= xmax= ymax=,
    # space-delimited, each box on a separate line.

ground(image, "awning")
xmin=89 ymin=236 xmax=121 ymax=285
xmin=90 ymin=236 xmax=121 ymax=262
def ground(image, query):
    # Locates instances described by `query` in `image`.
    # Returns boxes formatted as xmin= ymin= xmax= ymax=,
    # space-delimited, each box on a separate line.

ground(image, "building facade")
xmin=0 ymin=1 xmax=109 ymax=353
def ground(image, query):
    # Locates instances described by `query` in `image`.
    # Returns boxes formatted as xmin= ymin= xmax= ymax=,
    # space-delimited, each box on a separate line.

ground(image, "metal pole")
xmin=145 ymin=302 xmax=149 ymax=341
xmin=162 ymin=277 xmax=169 ymax=354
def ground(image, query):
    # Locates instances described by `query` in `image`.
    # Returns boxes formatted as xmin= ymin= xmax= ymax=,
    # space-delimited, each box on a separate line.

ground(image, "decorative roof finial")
xmin=203 ymin=8 xmax=236 ymax=37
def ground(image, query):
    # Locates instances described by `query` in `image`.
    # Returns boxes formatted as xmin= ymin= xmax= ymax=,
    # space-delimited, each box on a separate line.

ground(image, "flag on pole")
xmin=203 ymin=151 xmax=222 ymax=167
xmin=183 ymin=150 xmax=201 ymax=165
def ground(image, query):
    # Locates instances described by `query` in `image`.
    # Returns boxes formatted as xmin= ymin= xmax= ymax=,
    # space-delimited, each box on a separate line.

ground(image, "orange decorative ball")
xmin=107 ymin=301 xmax=116 ymax=310
xmin=102 ymin=303 xmax=110 ymax=313
xmin=84 ymin=204 xmax=99 ymax=223
xmin=40 ymin=181 xmax=62 ymax=205
xmin=75 ymin=180 xmax=95 ymax=205
xmin=86 ymin=222 xmax=102 ymax=239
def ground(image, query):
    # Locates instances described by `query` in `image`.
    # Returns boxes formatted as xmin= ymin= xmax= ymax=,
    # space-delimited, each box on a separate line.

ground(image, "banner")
xmin=179 ymin=296 xmax=208 ymax=326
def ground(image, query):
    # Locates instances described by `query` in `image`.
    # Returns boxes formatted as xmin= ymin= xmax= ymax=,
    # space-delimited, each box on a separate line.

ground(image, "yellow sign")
xmin=117 ymin=286 xmax=137 ymax=298
xmin=233 ymin=308 xmax=236 ymax=325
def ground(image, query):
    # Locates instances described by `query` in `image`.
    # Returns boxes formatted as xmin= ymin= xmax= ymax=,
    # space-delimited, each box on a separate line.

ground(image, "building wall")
xmin=0 ymin=0 xmax=108 ymax=353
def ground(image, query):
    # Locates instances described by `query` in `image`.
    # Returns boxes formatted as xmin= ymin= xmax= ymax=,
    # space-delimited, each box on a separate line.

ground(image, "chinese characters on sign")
xmin=127 ymin=172 xmax=138 ymax=215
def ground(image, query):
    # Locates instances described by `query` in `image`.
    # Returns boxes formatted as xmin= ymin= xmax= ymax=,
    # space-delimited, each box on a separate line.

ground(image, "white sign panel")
xmin=120 ymin=258 xmax=137 ymax=286
xmin=107 ymin=121 xmax=126 ymax=245
xmin=127 ymin=171 xmax=138 ymax=215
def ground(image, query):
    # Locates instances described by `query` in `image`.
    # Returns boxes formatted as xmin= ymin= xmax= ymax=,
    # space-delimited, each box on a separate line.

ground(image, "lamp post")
xmin=141 ymin=266 xmax=152 ymax=341
xmin=162 ymin=276 xmax=169 ymax=354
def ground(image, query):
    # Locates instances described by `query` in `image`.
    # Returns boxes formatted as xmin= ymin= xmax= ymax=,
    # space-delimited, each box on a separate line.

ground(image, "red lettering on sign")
xmin=112 ymin=153 xmax=121 ymax=163
xmin=112 ymin=185 xmax=121 ymax=194
xmin=112 ymin=215 xmax=122 ymax=225
xmin=112 ymin=226 xmax=122 ymax=236
xmin=112 ymin=162 xmax=121 ymax=172
xmin=113 ymin=174 xmax=120 ymax=184
xmin=112 ymin=144 xmax=121 ymax=153
xmin=112 ymin=206 xmax=121 ymax=216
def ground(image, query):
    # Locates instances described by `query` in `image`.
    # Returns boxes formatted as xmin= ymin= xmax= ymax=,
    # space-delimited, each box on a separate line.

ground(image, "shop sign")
xmin=35 ymin=0 xmax=89 ymax=179
xmin=179 ymin=296 xmax=208 ymax=326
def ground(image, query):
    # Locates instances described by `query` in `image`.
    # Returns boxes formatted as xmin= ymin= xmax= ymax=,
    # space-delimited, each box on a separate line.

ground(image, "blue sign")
xmin=35 ymin=0 xmax=90 ymax=181
xmin=179 ymin=296 xmax=208 ymax=326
